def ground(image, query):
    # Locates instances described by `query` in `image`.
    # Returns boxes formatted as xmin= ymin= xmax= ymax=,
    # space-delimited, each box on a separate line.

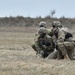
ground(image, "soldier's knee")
xmin=57 ymin=43 xmax=67 ymax=55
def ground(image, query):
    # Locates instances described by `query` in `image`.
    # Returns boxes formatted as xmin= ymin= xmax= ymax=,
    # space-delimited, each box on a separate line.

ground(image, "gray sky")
xmin=0 ymin=0 xmax=75 ymax=18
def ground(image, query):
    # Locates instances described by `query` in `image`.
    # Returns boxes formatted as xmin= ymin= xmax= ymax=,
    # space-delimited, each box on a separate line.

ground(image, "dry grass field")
xmin=0 ymin=27 xmax=75 ymax=75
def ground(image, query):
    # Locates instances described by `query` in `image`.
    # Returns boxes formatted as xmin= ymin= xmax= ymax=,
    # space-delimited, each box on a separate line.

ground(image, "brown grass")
xmin=0 ymin=27 xmax=75 ymax=75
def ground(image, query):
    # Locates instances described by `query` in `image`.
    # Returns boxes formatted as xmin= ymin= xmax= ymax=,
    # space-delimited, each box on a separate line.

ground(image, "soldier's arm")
xmin=35 ymin=38 xmax=44 ymax=53
xmin=35 ymin=42 xmax=41 ymax=51
xmin=58 ymin=29 xmax=65 ymax=42
xmin=48 ymin=28 xmax=54 ymax=37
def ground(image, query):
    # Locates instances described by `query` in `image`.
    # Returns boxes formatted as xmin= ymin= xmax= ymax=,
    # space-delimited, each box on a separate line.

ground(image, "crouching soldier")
xmin=51 ymin=21 xmax=75 ymax=60
xmin=31 ymin=27 xmax=57 ymax=59
xmin=57 ymin=28 xmax=75 ymax=60
xmin=51 ymin=20 xmax=75 ymax=60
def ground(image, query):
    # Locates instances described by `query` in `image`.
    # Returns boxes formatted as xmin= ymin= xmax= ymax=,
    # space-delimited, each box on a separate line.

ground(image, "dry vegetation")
xmin=0 ymin=27 xmax=75 ymax=75
xmin=0 ymin=16 xmax=75 ymax=75
xmin=0 ymin=16 xmax=75 ymax=27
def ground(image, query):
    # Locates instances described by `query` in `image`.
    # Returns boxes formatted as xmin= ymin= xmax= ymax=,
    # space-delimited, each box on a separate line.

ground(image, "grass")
xmin=0 ymin=27 xmax=75 ymax=75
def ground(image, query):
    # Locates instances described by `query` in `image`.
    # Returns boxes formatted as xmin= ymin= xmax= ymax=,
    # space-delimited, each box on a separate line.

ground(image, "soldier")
xmin=35 ymin=21 xmax=51 ymax=36
xmin=34 ymin=21 xmax=47 ymax=41
xmin=31 ymin=27 xmax=57 ymax=58
xmin=50 ymin=21 xmax=64 ymax=59
xmin=50 ymin=21 xmax=60 ymax=43
xmin=39 ymin=21 xmax=46 ymax=28
xmin=33 ymin=21 xmax=52 ymax=51
xmin=51 ymin=21 xmax=75 ymax=60
xmin=32 ymin=21 xmax=47 ymax=54
xmin=51 ymin=21 xmax=73 ymax=44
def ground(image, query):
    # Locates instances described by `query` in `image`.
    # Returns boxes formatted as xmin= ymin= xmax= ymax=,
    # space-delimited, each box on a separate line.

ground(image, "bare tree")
xmin=50 ymin=9 xmax=56 ymax=17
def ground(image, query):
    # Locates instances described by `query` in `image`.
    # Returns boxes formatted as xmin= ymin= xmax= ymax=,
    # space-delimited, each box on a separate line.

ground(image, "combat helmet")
xmin=38 ymin=27 xmax=47 ymax=35
xmin=52 ymin=21 xmax=62 ymax=28
xmin=39 ymin=21 xmax=46 ymax=28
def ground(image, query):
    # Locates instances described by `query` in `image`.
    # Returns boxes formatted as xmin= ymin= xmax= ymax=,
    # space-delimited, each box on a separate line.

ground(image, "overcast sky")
xmin=0 ymin=0 xmax=75 ymax=18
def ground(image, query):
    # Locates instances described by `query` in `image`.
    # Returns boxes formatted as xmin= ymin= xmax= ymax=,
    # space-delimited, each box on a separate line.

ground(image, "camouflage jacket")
xmin=35 ymin=27 xmax=52 ymax=41
xmin=35 ymin=35 xmax=55 ymax=52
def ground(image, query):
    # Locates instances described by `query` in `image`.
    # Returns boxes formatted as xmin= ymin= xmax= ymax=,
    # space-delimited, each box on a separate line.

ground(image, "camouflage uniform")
xmin=34 ymin=21 xmax=47 ymax=41
xmin=31 ymin=27 xmax=56 ymax=58
xmin=35 ymin=21 xmax=51 ymax=37
xmin=50 ymin=21 xmax=61 ymax=44
xmin=39 ymin=21 xmax=46 ymax=28
xmin=51 ymin=21 xmax=74 ymax=60
xmin=57 ymin=28 xmax=75 ymax=60
xmin=32 ymin=21 xmax=47 ymax=53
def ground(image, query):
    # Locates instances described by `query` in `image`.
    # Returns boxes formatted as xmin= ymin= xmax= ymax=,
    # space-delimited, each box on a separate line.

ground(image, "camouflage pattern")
xmin=38 ymin=27 xmax=47 ymax=34
xmin=51 ymin=21 xmax=74 ymax=60
xmin=50 ymin=27 xmax=59 ymax=45
xmin=39 ymin=21 xmax=46 ymax=28
xmin=57 ymin=27 xmax=73 ymax=42
xmin=57 ymin=41 xmax=75 ymax=60
xmin=50 ymin=21 xmax=61 ymax=43
xmin=51 ymin=21 xmax=72 ymax=42
xmin=31 ymin=32 xmax=56 ymax=58
xmin=57 ymin=27 xmax=75 ymax=60
xmin=35 ymin=27 xmax=53 ymax=43
xmin=35 ymin=21 xmax=47 ymax=41
xmin=52 ymin=21 xmax=61 ymax=28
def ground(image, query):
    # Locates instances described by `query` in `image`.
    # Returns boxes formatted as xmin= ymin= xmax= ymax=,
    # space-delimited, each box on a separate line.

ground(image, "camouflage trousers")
xmin=57 ymin=41 xmax=75 ymax=60
xmin=31 ymin=44 xmax=57 ymax=59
